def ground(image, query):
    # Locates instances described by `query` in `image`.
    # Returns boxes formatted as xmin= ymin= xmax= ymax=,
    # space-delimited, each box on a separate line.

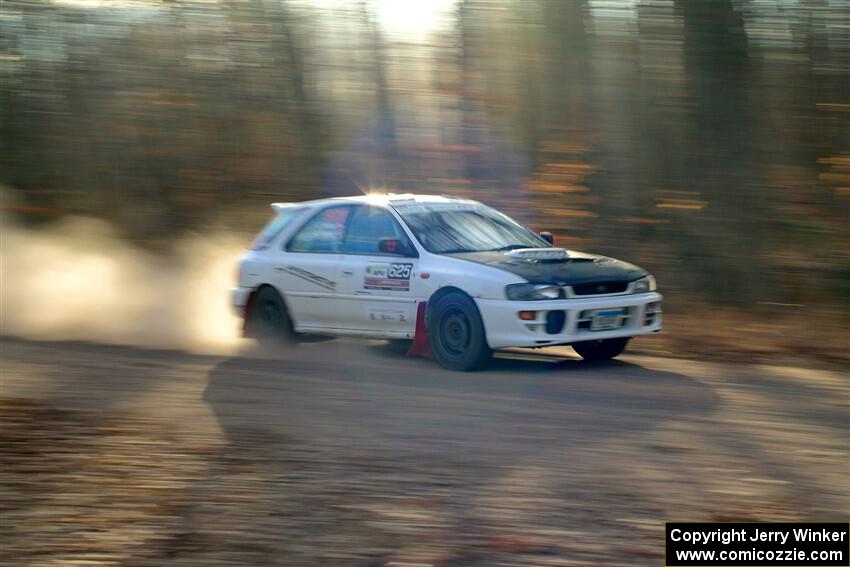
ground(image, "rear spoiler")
xmin=271 ymin=202 xmax=294 ymax=213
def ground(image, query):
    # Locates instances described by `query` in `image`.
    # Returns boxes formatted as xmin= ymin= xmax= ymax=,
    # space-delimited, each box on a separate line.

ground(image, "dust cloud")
xmin=1 ymin=215 xmax=247 ymax=353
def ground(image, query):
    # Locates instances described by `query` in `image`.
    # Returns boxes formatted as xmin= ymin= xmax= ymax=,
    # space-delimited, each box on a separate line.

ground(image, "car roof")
xmin=271 ymin=193 xmax=482 ymax=211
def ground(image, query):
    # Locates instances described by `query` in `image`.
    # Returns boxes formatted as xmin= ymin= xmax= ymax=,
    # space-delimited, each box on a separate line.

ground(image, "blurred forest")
xmin=1 ymin=0 xmax=848 ymax=317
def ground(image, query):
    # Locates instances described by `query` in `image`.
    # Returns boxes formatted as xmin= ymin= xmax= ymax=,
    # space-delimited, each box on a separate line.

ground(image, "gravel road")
xmin=1 ymin=337 xmax=847 ymax=566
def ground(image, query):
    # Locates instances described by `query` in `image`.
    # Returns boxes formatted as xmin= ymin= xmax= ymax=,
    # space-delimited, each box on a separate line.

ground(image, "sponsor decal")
xmin=322 ymin=208 xmax=348 ymax=222
xmin=364 ymin=262 xmax=413 ymax=291
xmin=367 ymin=308 xmax=408 ymax=322
xmin=282 ymin=266 xmax=336 ymax=290
xmin=365 ymin=263 xmax=389 ymax=278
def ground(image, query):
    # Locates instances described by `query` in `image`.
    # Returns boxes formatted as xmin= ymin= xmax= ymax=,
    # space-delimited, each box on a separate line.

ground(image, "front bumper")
xmin=475 ymin=292 xmax=663 ymax=349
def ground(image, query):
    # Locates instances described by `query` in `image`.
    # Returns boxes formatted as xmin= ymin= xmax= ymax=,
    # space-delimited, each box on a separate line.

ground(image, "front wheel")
xmin=571 ymin=337 xmax=629 ymax=361
xmin=428 ymin=292 xmax=492 ymax=371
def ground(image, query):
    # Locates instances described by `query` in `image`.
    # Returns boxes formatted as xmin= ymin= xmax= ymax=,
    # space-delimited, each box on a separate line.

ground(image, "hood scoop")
xmin=505 ymin=247 xmax=570 ymax=262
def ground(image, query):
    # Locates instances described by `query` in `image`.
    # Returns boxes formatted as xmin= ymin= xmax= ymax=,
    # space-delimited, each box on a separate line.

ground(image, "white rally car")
xmin=233 ymin=194 xmax=662 ymax=370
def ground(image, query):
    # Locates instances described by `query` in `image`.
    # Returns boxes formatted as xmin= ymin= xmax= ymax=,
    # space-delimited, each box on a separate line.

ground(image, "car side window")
xmin=287 ymin=205 xmax=353 ymax=253
xmin=342 ymin=206 xmax=414 ymax=256
xmin=250 ymin=207 xmax=305 ymax=251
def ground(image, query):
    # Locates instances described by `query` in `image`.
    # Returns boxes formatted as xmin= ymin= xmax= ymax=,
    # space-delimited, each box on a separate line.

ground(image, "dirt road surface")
xmin=1 ymin=336 xmax=847 ymax=566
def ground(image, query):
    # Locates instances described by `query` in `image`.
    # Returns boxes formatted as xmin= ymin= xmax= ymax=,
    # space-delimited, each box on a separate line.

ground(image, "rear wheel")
xmin=249 ymin=286 xmax=295 ymax=347
xmin=428 ymin=291 xmax=492 ymax=371
xmin=572 ymin=337 xmax=629 ymax=361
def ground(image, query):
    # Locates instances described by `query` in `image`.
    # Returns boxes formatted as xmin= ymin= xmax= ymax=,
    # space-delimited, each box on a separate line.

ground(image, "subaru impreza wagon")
xmin=233 ymin=194 xmax=662 ymax=370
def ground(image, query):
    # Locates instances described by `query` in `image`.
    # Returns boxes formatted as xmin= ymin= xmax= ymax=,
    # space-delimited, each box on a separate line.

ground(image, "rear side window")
xmin=287 ymin=205 xmax=353 ymax=253
xmin=250 ymin=207 xmax=304 ymax=251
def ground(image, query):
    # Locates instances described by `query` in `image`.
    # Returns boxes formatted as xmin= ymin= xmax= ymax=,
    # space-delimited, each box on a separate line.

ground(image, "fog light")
xmin=519 ymin=311 xmax=537 ymax=321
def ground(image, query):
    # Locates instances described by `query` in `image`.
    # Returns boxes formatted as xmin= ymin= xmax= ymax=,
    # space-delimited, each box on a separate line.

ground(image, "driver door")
xmin=335 ymin=205 xmax=422 ymax=336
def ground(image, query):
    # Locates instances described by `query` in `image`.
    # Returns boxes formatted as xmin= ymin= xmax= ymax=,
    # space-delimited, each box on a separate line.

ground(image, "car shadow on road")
xmin=203 ymin=339 xmax=718 ymax=460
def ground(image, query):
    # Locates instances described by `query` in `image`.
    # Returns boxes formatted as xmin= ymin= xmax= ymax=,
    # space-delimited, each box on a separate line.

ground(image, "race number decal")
xmin=365 ymin=263 xmax=413 ymax=291
xmin=388 ymin=263 xmax=412 ymax=280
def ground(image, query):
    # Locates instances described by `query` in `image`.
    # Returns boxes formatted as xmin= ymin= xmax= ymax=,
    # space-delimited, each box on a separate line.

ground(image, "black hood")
xmin=444 ymin=249 xmax=647 ymax=285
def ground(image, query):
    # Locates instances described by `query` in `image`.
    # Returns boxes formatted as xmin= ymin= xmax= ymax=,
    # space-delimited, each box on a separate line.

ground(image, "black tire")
xmin=572 ymin=337 xmax=629 ymax=362
xmin=427 ymin=291 xmax=492 ymax=371
xmin=249 ymin=286 xmax=295 ymax=347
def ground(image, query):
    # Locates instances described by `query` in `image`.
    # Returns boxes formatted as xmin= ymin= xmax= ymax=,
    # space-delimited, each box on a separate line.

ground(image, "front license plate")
xmin=591 ymin=309 xmax=624 ymax=331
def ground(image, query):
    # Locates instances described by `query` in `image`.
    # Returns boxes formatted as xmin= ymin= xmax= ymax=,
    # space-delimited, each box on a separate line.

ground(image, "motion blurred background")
xmin=1 ymin=0 xmax=847 ymax=359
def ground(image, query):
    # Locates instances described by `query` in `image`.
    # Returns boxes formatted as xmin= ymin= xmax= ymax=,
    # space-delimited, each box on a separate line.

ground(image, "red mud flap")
xmin=241 ymin=293 xmax=256 ymax=338
xmin=407 ymin=301 xmax=434 ymax=359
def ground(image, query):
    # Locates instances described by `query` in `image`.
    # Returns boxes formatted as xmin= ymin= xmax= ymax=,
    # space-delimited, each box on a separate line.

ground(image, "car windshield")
xmin=393 ymin=202 xmax=549 ymax=254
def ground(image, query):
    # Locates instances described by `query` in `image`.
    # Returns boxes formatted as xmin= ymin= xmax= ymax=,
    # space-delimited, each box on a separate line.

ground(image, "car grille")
xmin=571 ymin=281 xmax=629 ymax=296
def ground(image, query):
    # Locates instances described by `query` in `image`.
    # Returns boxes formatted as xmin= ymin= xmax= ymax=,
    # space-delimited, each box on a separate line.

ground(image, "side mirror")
xmin=539 ymin=231 xmax=554 ymax=245
xmin=379 ymin=237 xmax=406 ymax=255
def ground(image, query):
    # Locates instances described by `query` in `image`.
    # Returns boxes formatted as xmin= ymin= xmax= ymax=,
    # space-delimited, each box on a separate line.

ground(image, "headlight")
xmin=505 ymin=283 xmax=564 ymax=301
xmin=631 ymin=275 xmax=656 ymax=294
